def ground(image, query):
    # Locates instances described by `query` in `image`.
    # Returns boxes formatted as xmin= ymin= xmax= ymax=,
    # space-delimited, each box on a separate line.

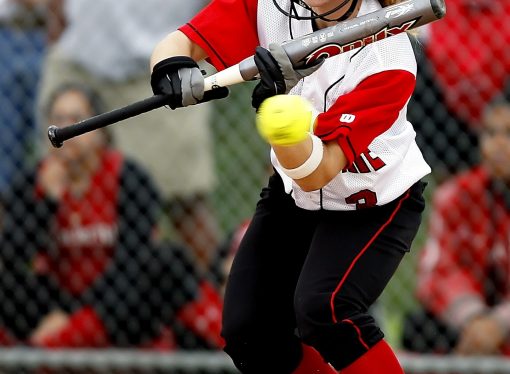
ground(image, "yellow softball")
xmin=256 ymin=95 xmax=313 ymax=146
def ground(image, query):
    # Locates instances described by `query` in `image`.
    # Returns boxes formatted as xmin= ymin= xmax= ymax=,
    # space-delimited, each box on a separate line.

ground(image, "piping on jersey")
xmin=318 ymin=75 xmax=347 ymax=210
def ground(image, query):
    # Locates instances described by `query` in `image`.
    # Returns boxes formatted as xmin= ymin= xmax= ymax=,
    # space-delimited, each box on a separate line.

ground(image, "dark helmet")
xmin=272 ymin=0 xmax=359 ymax=22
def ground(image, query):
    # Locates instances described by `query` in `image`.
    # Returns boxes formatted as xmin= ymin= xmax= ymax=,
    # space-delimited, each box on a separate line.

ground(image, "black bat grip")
xmin=47 ymin=94 xmax=169 ymax=148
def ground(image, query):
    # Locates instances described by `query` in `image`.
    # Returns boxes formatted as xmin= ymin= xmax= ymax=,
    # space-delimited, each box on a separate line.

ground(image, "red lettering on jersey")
xmin=364 ymin=151 xmax=385 ymax=171
xmin=353 ymin=156 xmax=371 ymax=173
xmin=345 ymin=190 xmax=378 ymax=209
xmin=346 ymin=163 xmax=357 ymax=173
xmin=342 ymin=149 xmax=386 ymax=173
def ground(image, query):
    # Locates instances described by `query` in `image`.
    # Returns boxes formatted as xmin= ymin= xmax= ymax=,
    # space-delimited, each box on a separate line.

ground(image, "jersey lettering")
xmin=345 ymin=190 xmax=378 ymax=209
xmin=343 ymin=149 xmax=387 ymax=174
xmin=364 ymin=150 xmax=385 ymax=171
xmin=347 ymin=157 xmax=370 ymax=173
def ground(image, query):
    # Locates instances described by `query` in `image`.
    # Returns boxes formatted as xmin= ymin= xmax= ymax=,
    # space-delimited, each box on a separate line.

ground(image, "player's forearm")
xmin=274 ymin=140 xmax=347 ymax=192
xmin=150 ymin=30 xmax=207 ymax=70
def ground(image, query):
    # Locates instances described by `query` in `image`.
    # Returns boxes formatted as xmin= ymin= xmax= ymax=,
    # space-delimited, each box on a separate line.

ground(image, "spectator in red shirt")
xmin=0 ymin=82 xmax=223 ymax=350
xmin=405 ymin=89 xmax=510 ymax=355
xmin=427 ymin=0 xmax=510 ymax=129
xmin=408 ymin=0 xmax=510 ymax=180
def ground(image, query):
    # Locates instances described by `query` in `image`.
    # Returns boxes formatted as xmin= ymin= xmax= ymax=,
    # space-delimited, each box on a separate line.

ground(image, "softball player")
xmin=150 ymin=0 xmax=431 ymax=372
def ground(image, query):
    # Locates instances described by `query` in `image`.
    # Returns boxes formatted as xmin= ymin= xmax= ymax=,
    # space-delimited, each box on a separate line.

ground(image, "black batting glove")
xmin=252 ymin=43 xmax=325 ymax=110
xmin=151 ymin=56 xmax=229 ymax=109
xmin=252 ymin=47 xmax=286 ymax=111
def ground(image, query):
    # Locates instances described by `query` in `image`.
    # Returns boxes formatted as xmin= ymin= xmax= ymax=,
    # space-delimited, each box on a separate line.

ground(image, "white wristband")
xmin=280 ymin=134 xmax=323 ymax=180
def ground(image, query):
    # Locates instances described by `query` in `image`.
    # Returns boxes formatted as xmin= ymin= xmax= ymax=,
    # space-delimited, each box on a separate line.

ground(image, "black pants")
xmin=222 ymin=173 xmax=426 ymax=373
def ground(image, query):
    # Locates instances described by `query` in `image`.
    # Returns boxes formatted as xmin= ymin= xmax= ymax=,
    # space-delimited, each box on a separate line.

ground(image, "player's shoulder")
xmin=354 ymin=0 xmax=416 ymax=60
xmin=368 ymin=32 xmax=415 ymax=61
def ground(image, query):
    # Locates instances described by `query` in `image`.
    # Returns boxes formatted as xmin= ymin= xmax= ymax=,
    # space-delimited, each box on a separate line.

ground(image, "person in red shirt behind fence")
xmin=0 ymin=82 xmax=223 ymax=350
xmin=405 ymin=88 xmax=510 ymax=355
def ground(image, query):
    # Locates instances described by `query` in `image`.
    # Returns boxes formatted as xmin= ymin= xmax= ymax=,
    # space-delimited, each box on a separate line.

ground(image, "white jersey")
xmin=258 ymin=0 xmax=431 ymax=211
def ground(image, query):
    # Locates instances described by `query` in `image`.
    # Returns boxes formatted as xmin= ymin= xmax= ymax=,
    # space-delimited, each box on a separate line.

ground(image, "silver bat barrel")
xmin=237 ymin=0 xmax=446 ymax=81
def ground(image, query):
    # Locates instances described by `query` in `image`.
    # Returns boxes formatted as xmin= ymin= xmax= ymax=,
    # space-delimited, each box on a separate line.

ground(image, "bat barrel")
xmin=281 ymin=0 xmax=446 ymax=69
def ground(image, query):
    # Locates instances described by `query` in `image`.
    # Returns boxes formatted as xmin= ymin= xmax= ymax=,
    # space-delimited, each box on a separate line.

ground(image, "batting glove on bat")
xmin=151 ymin=56 xmax=229 ymax=109
xmin=252 ymin=43 xmax=324 ymax=110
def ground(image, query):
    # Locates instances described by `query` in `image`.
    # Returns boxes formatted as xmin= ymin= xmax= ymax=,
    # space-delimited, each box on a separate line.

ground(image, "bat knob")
xmin=47 ymin=125 xmax=63 ymax=148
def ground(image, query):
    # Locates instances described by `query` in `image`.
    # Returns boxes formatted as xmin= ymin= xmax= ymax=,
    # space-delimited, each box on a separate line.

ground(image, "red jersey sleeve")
xmin=313 ymin=70 xmax=415 ymax=166
xmin=179 ymin=0 xmax=259 ymax=71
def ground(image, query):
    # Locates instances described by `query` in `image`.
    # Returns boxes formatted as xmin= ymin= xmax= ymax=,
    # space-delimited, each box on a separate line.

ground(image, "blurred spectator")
xmin=210 ymin=219 xmax=250 ymax=297
xmin=403 ymin=89 xmax=510 ymax=356
xmin=427 ymin=0 xmax=510 ymax=129
xmin=0 ymin=0 xmax=48 ymax=193
xmin=36 ymin=0 xmax=220 ymax=272
xmin=408 ymin=0 xmax=510 ymax=180
xmin=0 ymin=83 xmax=223 ymax=350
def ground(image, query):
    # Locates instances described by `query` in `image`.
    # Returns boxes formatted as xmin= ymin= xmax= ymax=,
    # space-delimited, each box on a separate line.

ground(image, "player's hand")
xmin=252 ymin=43 xmax=324 ymax=110
xmin=455 ymin=315 xmax=506 ymax=355
xmin=151 ymin=56 xmax=229 ymax=109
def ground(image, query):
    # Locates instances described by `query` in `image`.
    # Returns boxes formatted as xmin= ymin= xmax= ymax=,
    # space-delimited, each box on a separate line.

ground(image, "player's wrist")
xmin=279 ymin=133 xmax=324 ymax=180
xmin=150 ymin=56 xmax=198 ymax=91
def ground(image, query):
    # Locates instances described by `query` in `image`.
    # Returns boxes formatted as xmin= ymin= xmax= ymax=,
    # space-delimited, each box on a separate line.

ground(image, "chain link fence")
xmin=0 ymin=0 xmax=509 ymax=373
